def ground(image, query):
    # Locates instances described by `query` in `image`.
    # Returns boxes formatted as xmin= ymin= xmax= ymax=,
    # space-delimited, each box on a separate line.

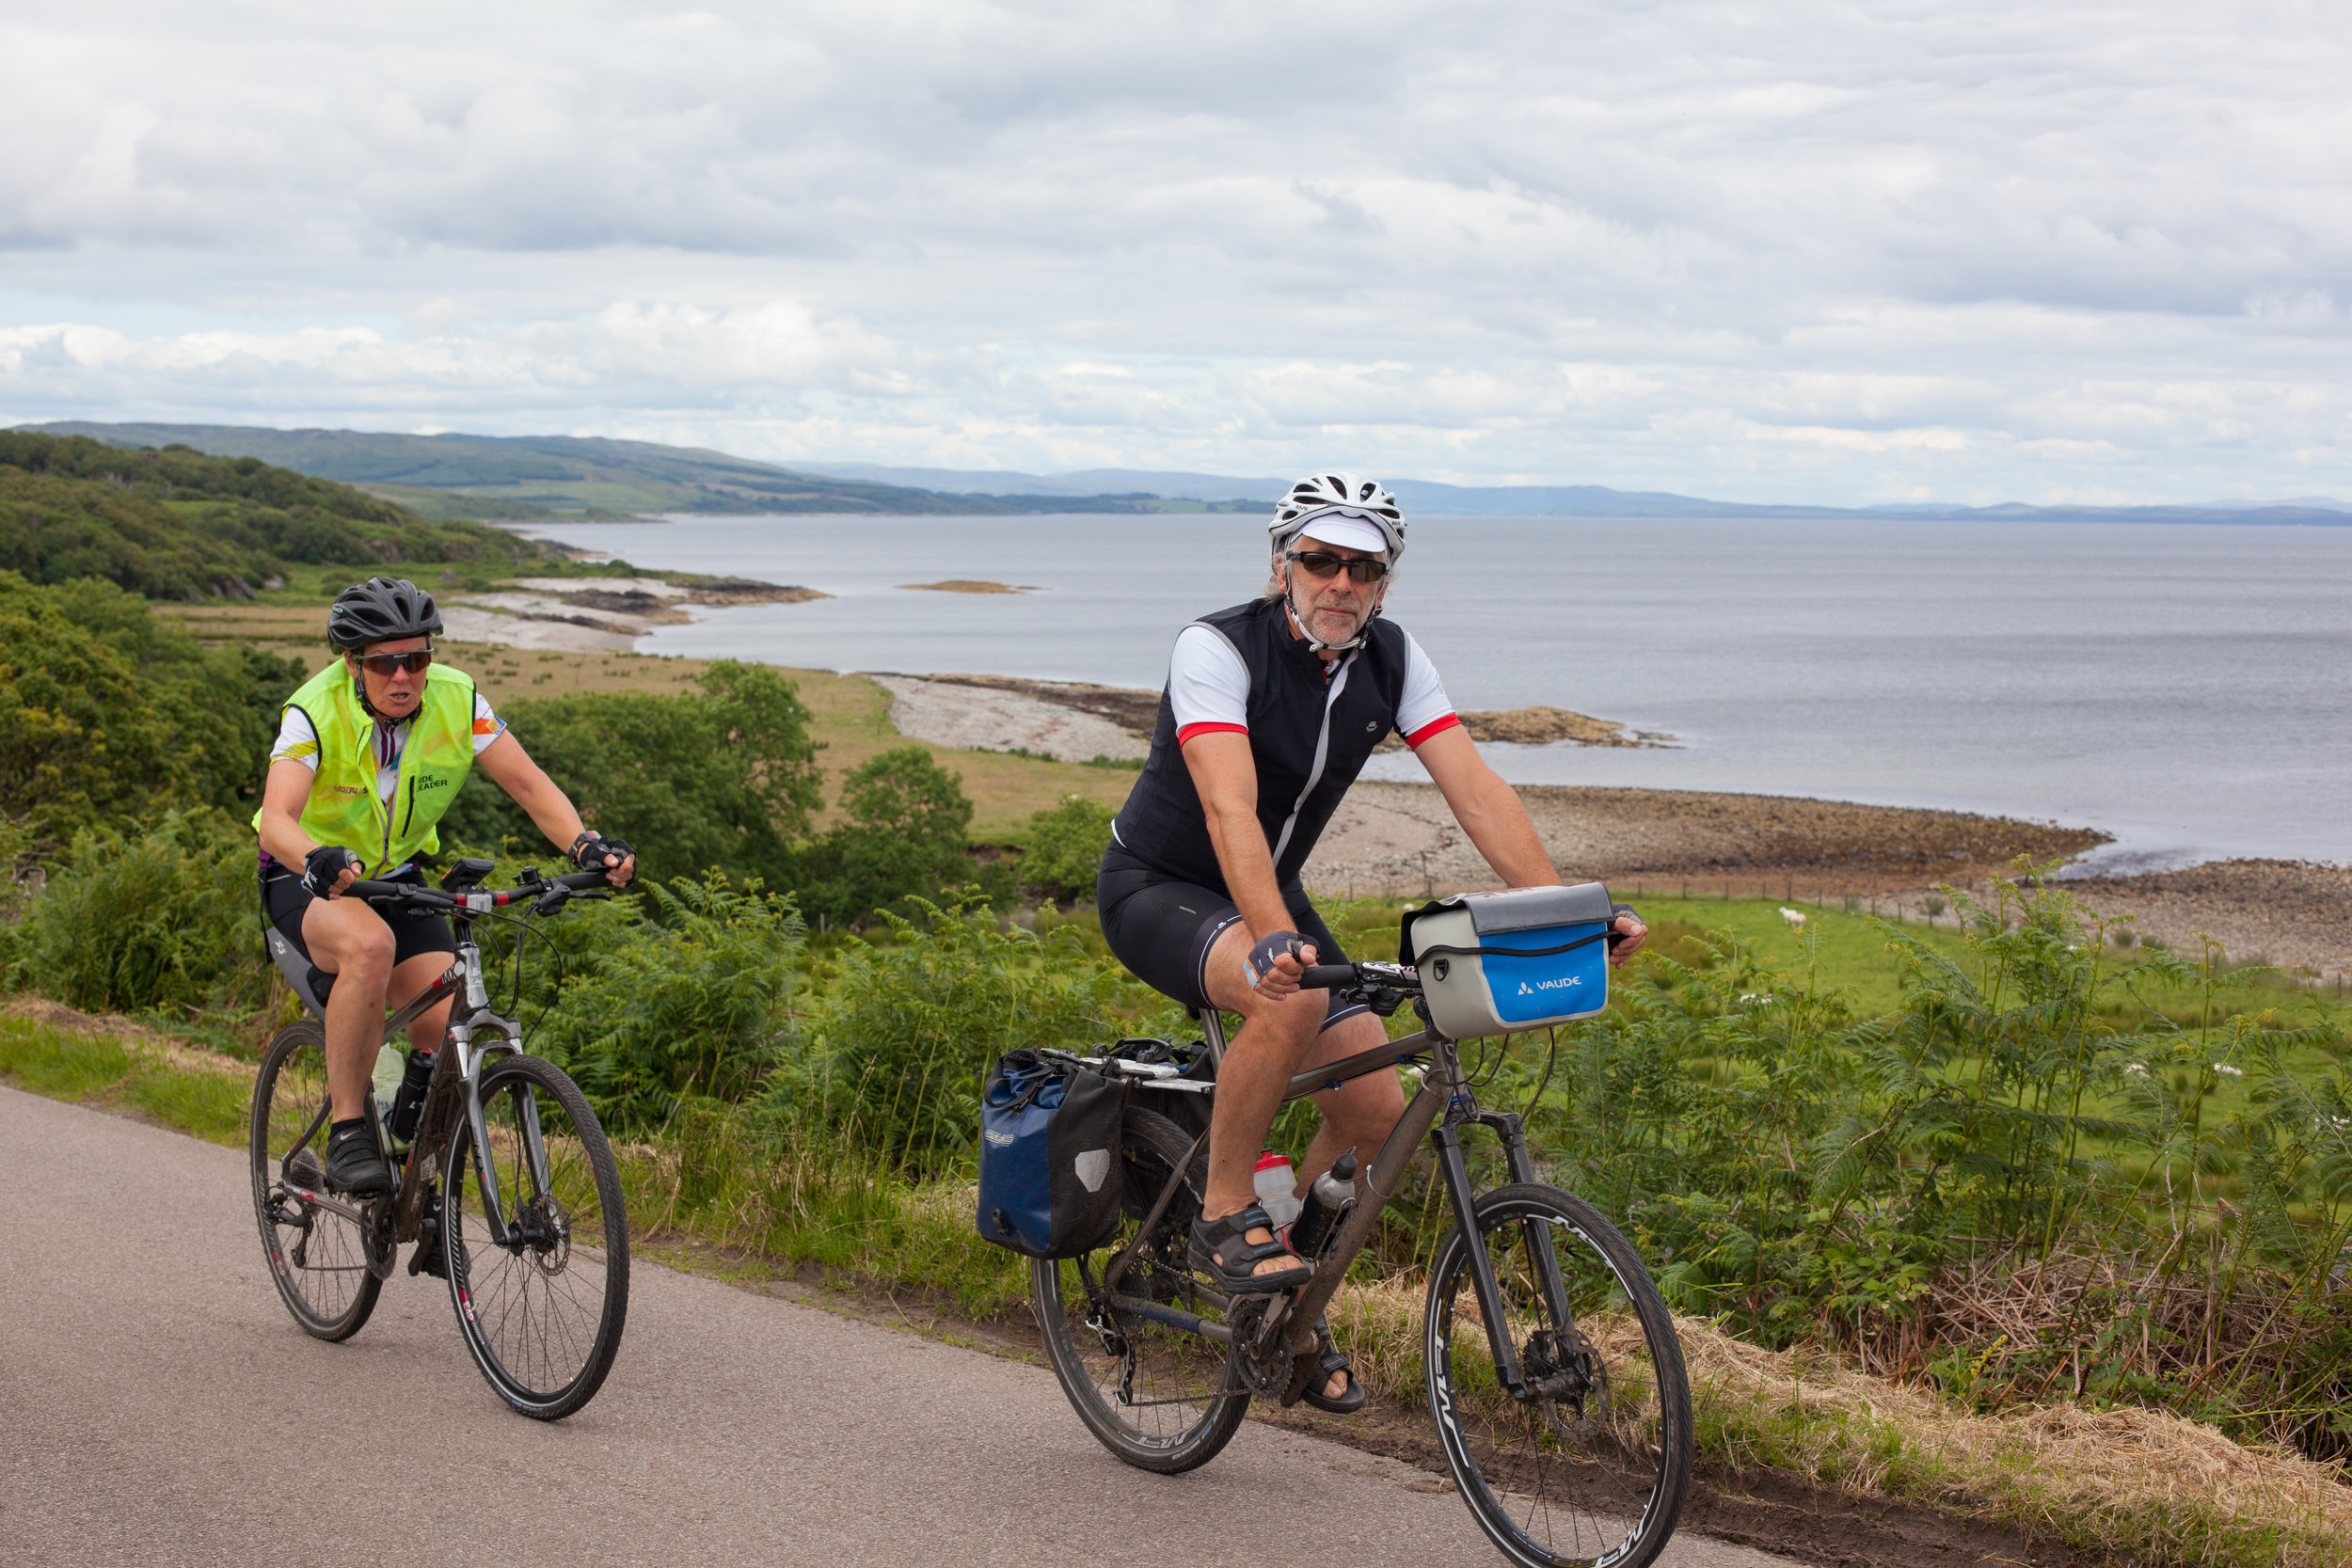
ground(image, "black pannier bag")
xmin=976 ymin=1049 xmax=1130 ymax=1259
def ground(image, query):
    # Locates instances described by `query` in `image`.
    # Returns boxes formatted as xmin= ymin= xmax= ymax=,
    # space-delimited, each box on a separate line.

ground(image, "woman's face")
xmin=348 ymin=635 xmax=432 ymax=719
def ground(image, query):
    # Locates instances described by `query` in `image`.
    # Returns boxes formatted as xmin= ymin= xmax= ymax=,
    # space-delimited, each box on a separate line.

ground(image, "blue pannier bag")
xmin=976 ymin=1049 xmax=1129 ymax=1259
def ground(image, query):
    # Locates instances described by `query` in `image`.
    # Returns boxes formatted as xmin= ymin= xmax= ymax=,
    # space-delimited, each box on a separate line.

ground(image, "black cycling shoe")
xmin=323 ymin=1120 xmax=391 ymax=1196
xmin=1190 ymin=1205 xmax=1312 ymax=1294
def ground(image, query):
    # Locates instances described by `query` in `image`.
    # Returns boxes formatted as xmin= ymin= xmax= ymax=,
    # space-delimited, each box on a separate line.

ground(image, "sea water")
xmin=536 ymin=514 xmax=2352 ymax=869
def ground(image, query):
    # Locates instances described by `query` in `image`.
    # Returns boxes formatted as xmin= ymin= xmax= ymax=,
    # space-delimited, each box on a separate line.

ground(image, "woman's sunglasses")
xmin=356 ymin=649 xmax=435 ymax=676
xmin=1286 ymin=549 xmax=1391 ymax=584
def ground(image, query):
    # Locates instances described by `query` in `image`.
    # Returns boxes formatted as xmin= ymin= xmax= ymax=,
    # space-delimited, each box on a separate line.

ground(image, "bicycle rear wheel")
xmin=442 ymin=1053 xmax=629 ymax=1419
xmin=1032 ymin=1105 xmax=1250 ymax=1473
xmin=249 ymin=1021 xmax=382 ymax=1340
xmin=1426 ymin=1183 xmax=1692 ymax=1568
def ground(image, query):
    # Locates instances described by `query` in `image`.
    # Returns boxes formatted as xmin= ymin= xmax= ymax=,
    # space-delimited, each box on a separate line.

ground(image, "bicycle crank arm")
xmin=1104 ymin=1295 xmax=1232 ymax=1344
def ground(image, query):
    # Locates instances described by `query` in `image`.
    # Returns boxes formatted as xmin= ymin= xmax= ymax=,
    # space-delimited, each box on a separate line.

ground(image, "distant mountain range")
xmin=17 ymin=422 xmax=2352 ymax=525
xmin=14 ymin=422 xmax=1163 ymax=519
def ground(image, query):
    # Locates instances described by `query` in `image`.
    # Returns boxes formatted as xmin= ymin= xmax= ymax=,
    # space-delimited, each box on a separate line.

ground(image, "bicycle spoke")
xmin=1429 ymin=1187 xmax=1690 ymax=1568
xmin=443 ymin=1054 xmax=627 ymax=1418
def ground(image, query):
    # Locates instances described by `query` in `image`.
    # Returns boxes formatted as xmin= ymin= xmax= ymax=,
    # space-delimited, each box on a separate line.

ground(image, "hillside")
xmin=0 ymin=431 xmax=561 ymax=599
xmin=18 ymin=423 xmax=1161 ymax=520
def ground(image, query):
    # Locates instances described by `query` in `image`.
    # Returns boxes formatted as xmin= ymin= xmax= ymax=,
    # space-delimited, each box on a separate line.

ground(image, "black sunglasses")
xmin=355 ymin=649 xmax=435 ymax=676
xmin=1286 ymin=549 xmax=1391 ymax=584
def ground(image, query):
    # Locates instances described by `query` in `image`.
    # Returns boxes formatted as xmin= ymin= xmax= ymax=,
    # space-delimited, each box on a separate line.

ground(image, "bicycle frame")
xmin=1098 ymin=1003 xmax=1583 ymax=1404
xmin=271 ymin=924 xmax=542 ymax=1259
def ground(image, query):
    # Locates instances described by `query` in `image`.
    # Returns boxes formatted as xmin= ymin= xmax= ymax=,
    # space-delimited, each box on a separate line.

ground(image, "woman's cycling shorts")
xmin=1096 ymin=845 xmax=1366 ymax=1035
xmin=261 ymin=860 xmax=457 ymax=970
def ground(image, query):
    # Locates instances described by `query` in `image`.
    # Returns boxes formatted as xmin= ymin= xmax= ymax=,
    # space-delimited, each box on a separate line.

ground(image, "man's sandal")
xmin=1190 ymin=1205 xmax=1313 ymax=1293
xmin=1301 ymin=1347 xmax=1366 ymax=1414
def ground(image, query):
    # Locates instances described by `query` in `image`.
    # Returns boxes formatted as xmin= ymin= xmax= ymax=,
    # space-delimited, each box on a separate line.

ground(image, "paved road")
xmin=0 ymin=1086 xmax=1800 ymax=1567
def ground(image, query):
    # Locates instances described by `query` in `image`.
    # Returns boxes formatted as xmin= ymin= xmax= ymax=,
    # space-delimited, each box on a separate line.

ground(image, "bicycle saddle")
xmin=264 ymin=927 xmax=337 ymax=1018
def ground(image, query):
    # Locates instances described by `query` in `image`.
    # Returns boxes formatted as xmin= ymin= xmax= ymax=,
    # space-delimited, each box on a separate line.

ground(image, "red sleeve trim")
xmin=1177 ymin=721 xmax=1248 ymax=746
xmin=1405 ymin=713 xmax=1463 ymax=750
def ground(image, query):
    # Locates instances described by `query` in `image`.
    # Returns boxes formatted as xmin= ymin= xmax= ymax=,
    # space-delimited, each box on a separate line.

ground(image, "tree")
xmin=792 ymin=748 xmax=976 ymax=927
xmin=435 ymin=660 xmax=822 ymax=888
xmin=0 ymin=572 xmax=178 ymax=839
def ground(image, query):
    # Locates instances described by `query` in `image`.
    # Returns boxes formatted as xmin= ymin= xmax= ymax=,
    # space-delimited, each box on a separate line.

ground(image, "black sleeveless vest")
xmin=1110 ymin=597 xmax=1413 ymax=893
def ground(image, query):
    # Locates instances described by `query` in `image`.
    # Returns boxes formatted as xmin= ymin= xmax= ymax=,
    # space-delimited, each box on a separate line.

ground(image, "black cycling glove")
xmin=1242 ymin=929 xmax=1305 ymax=987
xmin=570 ymin=833 xmax=635 ymax=873
xmin=303 ymin=846 xmax=361 ymax=898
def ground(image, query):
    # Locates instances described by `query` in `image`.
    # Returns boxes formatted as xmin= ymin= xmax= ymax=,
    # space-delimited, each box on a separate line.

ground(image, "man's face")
xmin=1284 ymin=539 xmax=1388 ymax=647
xmin=349 ymin=635 xmax=431 ymax=719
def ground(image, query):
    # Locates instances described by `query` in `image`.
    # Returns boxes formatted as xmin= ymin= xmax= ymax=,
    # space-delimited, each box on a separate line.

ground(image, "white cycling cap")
xmin=1295 ymin=511 xmax=1392 ymax=555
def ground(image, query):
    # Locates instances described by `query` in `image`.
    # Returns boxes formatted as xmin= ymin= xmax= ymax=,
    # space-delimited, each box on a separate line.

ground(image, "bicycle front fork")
xmin=1434 ymin=1110 xmax=1583 ymax=1402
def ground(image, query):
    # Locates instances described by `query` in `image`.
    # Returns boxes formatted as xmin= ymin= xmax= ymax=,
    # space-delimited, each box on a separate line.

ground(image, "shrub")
xmin=1019 ymin=793 xmax=1115 ymax=902
xmin=781 ymin=895 xmax=1162 ymax=1173
xmin=0 ymin=572 xmax=180 ymax=838
xmin=792 ymin=747 xmax=977 ymax=927
xmin=529 ymin=874 xmax=805 ymax=1132
xmin=5 ymin=810 xmax=261 ymax=1013
xmin=437 ymin=659 xmax=822 ymax=887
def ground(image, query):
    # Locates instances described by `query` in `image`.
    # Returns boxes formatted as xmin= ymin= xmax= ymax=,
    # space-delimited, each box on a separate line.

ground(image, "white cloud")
xmin=4 ymin=1 xmax=2352 ymax=501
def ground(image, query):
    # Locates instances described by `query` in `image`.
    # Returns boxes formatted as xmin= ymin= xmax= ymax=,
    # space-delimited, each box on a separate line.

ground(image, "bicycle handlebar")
xmin=1298 ymin=963 xmax=1361 ymax=990
xmin=344 ymin=867 xmax=616 ymax=914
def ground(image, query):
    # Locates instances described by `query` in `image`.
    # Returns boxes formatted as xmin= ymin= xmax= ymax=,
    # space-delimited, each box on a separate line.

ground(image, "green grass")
xmin=0 ymin=1018 xmax=249 ymax=1146
xmin=9 ymin=1010 xmax=2344 ymax=1568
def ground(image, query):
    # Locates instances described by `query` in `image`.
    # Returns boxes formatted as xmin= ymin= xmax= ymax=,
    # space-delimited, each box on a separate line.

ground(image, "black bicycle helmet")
xmin=327 ymin=577 xmax=443 ymax=650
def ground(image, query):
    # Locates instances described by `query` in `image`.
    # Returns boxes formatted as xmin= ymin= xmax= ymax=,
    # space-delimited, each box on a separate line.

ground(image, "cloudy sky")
xmin=2 ymin=1 xmax=2347 ymax=504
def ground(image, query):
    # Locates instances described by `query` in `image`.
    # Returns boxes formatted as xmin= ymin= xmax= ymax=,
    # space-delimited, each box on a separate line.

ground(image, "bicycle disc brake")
xmin=1224 ymin=1295 xmax=1294 ymax=1400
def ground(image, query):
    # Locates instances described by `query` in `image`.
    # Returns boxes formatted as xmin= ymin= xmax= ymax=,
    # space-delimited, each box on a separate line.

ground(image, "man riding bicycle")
xmin=1096 ymin=472 xmax=1645 ymax=1411
xmin=253 ymin=577 xmax=637 ymax=1197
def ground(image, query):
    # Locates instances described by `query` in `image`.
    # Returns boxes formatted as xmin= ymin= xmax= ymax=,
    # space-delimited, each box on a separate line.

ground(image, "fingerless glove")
xmin=303 ymin=846 xmax=360 ymax=897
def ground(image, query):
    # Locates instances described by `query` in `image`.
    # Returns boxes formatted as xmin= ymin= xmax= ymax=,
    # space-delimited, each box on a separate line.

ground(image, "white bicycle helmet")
xmin=1267 ymin=471 xmax=1406 ymax=655
xmin=1268 ymin=471 xmax=1406 ymax=562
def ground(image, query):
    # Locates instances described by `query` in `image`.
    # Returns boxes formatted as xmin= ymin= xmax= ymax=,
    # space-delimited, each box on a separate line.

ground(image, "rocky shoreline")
xmin=879 ymin=670 xmax=2346 ymax=976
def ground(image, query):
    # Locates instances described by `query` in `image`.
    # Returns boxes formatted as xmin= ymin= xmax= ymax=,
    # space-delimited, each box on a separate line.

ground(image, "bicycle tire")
xmin=1426 ymin=1182 xmax=1692 ymax=1568
xmin=1032 ymin=1105 xmax=1251 ymax=1473
xmin=249 ymin=1021 xmax=383 ymax=1341
xmin=442 ymin=1053 xmax=629 ymax=1420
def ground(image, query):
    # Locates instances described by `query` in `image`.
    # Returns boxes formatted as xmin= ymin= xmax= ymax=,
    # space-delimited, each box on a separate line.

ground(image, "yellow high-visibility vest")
xmin=253 ymin=659 xmax=479 ymax=875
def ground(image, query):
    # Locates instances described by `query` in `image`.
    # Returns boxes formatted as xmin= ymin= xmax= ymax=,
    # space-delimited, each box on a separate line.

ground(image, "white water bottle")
xmin=1253 ymin=1150 xmax=1302 ymax=1230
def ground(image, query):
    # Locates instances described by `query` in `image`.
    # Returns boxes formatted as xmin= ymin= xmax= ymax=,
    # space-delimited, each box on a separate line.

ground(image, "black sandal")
xmin=1301 ymin=1347 xmax=1366 ymax=1414
xmin=1190 ymin=1205 xmax=1313 ymax=1293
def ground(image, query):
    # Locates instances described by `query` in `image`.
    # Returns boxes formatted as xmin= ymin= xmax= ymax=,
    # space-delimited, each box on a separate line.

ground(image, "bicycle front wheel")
xmin=442 ymin=1053 xmax=629 ymax=1419
xmin=249 ymin=1021 xmax=382 ymax=1340
xmin=1032 ymin=1105 xmax=1250 ymax=1473
xmin=1426 ymin=1183 xmax=1692 ymax=1568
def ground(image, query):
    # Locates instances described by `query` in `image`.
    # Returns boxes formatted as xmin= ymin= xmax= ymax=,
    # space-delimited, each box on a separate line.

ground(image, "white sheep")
xmin=1779 ymin=907 xmax=1806 ymax=929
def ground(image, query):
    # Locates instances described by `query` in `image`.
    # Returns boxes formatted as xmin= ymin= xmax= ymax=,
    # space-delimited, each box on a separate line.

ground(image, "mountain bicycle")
xmin=1032 ymin=959 xmax=1692 ymax=1568
xmin=247 ymin=858 xmax=629 ymax=1420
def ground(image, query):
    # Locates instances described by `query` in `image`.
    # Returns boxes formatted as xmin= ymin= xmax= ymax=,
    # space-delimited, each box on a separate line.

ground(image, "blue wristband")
xmin=1243 ymin=929 xmax=1304 ymax=987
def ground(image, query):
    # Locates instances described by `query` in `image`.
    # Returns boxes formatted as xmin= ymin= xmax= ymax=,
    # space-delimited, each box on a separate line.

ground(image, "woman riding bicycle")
xmin=253 ymin=577 xmax=636 ymax=1198
xmin=1097 ymin=471 xmax=1646 ymax=1409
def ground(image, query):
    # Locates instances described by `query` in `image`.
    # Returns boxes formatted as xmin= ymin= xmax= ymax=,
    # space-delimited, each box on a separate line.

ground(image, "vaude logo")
xmin=1516 ymin=976 xmax=1583 ymax=995
xmin=982 ymin=1128 xmax=1015 ymax=1147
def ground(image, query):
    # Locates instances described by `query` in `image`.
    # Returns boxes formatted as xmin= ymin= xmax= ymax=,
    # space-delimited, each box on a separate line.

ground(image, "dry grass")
xmin=1 ymin=997 xmax=247 ymax=1078
xmin=1319 ymin=1272 xmax=2351 ymax=1567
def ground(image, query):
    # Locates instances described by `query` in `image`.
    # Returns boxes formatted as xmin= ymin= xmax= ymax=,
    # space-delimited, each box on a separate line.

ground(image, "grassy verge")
xmin=8 ymin=1006 xmax=2344 ymax=1568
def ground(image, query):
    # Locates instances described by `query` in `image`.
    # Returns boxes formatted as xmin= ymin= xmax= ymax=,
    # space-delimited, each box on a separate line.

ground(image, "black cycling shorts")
xmin=261 ymin=862 xmax=457 ymax=971
xmin=1097 ymin=845 xmax=1366 ymax=1034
